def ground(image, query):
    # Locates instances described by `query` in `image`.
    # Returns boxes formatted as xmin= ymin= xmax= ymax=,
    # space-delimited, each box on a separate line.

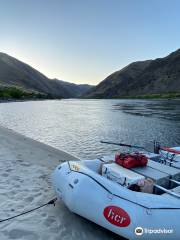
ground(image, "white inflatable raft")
xmin=52 ymin=149 xmax=180 ymax=240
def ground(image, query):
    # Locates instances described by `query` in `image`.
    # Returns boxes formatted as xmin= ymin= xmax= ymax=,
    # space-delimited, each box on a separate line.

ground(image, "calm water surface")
xmin=0 ymin=99 xmax=179 ymax=159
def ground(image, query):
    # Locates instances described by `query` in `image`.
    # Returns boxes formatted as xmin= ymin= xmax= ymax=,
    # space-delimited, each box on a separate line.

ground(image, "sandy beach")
xmin=0 ymin=126 xmax=119 ymax=240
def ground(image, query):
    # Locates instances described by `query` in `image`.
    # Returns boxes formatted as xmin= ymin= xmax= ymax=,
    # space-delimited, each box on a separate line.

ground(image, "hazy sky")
xmin=0 ymin=0 xmax=180 ymax=84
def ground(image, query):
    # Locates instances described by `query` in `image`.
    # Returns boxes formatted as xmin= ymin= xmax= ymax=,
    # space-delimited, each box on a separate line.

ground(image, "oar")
xmin=100 ymin=140 xmax=145 ymax=149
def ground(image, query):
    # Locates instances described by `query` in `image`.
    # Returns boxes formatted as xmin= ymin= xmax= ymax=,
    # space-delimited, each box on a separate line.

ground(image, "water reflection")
xmin=113 ymin=100 xmax=180 ymax=121
xmin=0 ymin=99 xmax=179 ymax=159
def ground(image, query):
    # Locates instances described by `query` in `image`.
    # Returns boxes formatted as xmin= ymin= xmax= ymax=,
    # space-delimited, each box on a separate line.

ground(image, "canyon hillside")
xmin=85 ymin=49 xmax=180 ymax=98
xmin=0 ymin=53 xmax=92 ymax=98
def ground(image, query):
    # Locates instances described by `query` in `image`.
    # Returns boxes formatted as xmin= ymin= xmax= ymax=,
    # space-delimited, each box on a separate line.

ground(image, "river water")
xmin=0 ymin=99 xmax=179 ymax=159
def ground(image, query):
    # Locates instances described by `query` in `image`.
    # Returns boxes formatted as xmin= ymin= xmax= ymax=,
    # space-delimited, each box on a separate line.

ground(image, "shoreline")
xmin=0 ymin=126 xmax=118 ymax=240
xmin=0 ymin=98 xmax=62 ymax=104
xmin=0 ymin=97 xmax=180 ymax=104
xmin=0 ymin=125 xmax=79 ymax=167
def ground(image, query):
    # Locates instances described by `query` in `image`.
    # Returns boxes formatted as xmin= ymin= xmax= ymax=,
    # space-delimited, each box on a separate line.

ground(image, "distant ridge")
xmin=0 ymin=53 xmax=92 ymax=98
xmin=84 ymin=49 xmax=180 ymax=98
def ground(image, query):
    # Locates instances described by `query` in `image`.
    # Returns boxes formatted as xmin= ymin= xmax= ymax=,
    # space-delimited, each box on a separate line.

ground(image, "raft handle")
xmin=69 ymin=183 xmax=74 ymax=189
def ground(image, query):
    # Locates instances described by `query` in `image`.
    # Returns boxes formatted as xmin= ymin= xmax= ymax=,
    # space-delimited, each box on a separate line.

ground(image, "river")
xmin=0 ymin=99 xmax=179 ymax=159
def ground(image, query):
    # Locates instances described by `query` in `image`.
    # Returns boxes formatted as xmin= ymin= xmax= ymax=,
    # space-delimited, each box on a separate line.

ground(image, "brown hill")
xmin=85 ymin=49 xmax=180 ymax=98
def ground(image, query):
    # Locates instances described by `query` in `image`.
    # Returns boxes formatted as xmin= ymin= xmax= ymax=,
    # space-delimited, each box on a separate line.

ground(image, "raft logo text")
xmin=103 ymin=206 xmax=131 ymax=227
